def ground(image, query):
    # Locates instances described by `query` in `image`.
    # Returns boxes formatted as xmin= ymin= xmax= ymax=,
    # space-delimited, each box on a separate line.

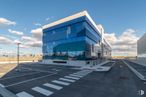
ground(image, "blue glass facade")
xmin=43 ymin=16 xmax=101 ymax=60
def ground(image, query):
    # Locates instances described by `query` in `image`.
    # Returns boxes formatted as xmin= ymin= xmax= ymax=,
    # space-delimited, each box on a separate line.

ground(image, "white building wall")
xmin=137 ymin=33 xmax=146 ymax=57
xmin=96 ymin=24 xmax=111 ymax=59
xmin=136 ymin=33 xmax=146 ymax=66
xmin=42 ymin=59 xmax=93 ymax=66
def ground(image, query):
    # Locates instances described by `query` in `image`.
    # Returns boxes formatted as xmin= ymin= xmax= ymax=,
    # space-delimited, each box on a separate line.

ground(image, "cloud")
xmin=14 ymin=39 xmax=21 ymax=44
xmin=46 ymin=16 xmax=54 ymax=21
xmin=19 ymin=27 xmax=42 ymax=48
xmin=21 ymin=35 xmax=42 ymax=48
xmin=104 ymin=29 xmax=139 ymax=56
xmin=0 ymin=34 xmax=42 ymax=48
xmin=20 ymin=27 xmax=43 ymax=48
xmin=31 ymin=28 xmax=42 ymax=40
xmin=24 ymin=41 xmax=42 ymax=47
xmin=46 ymin=17 xmax=50 ymax=21
xmin=0 ymin=36 xmax=13 ymax=44
xmin=104 ymin=33 xmax=117 ymax=44
xmin=0 ymin=18 xmax=16 ymax=28
xmin=8 ymin=29 xmax=24 ymax=36
xmin=21 ymin=36 xmax=35 ymax=42
xmin=34 ymin=23 xmax=41 ymax=26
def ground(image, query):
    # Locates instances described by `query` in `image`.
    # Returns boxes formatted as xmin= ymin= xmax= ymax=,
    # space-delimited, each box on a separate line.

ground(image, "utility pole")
xmin=101 ymin=42 xmax=104 ymax=59
xmin=17 ymin=43 xmax=21 ymax=65
xmin=101 ymin=30 xmax=104 ymax=61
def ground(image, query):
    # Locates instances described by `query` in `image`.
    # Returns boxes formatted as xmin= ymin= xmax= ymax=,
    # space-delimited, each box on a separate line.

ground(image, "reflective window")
xmin=43 ymin=20 xmax=102 ymax=60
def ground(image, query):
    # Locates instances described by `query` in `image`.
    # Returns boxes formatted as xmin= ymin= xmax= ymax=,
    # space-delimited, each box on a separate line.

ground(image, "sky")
xmin=0 ymin=0 xmax=146 ymax=56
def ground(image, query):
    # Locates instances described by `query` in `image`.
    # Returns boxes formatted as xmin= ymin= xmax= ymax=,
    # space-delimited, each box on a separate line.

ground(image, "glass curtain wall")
xmin=43 ymin=18 xmax=101 ymax=60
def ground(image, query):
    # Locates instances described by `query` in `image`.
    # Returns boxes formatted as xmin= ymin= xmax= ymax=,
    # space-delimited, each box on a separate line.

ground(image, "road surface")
xmin=0 ymin=60 xmax=145 ymax=97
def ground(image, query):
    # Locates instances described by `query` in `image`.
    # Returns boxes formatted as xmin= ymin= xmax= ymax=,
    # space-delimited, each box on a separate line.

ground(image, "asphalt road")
xmin=49 ymin=60 xmax=146 ymax=97
xmin=125 ymin=60 xmax=146 ymax=77
xmin=0 ymin=60 xmax=145 ymax=97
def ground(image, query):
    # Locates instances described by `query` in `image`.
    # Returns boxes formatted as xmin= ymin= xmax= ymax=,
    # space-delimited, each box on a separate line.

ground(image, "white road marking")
xmin=43 ymin=83 xmax=63 ymax=90
xmin=21 ymin=67 xmax=56 ymax=73
xmin=76 ymin=71 xmax=91 ymax=76
xmin=32 ymin=87 xmax=53 ymax=96
xmin=75 ymin=74 xmax=86 ymax=76
xmin=59 ymin=78 xmax=75 ymax=82
xmin=5 ymin=73 xmax=56 ymax=87
xmin=65 ymin=76 xmax=80 ymax=80
xmin=74 ymin=71 xmax=84 ymax=74
xmin=16 ymin=91 xmax=34 ymax=97
xmin=73 ymin=70 xmax=92 ymax=76
xmin=0 ymin=72 xmax=39 ymax=81
xmin=69 ymin=74 xmax=83 ymax=78
xmin=52 ymin=80 xmax=70 ymax=86
xmin=0 ymin=83 xmax=5 ymax=88
xmin=123 ymin=60 xmax=146 ymax=81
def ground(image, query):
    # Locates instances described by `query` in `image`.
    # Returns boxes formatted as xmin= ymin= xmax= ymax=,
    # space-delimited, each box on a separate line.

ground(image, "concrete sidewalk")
xmin=80 ymin=60 xmax=115 ymax=71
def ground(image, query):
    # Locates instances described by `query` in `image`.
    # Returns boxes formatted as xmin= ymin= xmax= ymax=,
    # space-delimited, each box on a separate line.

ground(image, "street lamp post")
xmin=101 ymin=30 xmax=104 ymax=61
xmin=17 ymin=43 xmax=21 ymax=65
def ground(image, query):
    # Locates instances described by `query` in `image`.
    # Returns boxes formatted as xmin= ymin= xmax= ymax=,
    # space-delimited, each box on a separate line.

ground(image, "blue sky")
xmin=0 ymin=0 xmax=146 ymax=56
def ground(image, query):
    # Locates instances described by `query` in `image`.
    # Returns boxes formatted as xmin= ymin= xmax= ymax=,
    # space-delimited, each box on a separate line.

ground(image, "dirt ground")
xmin=0 ymin=56 xmax=42 ymax=78
xmin=0 ymin=56 xmax=42 ymax=62
xmin=0 ymin=63 xmax=18 ymax=78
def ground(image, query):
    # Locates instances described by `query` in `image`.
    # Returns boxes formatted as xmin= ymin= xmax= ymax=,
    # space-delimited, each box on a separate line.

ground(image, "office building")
xmin=42 ymin=11 xmax=111 ymax=66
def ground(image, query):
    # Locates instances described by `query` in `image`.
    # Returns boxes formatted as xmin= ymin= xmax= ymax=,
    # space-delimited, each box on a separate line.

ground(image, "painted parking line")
xmin=52 ymin=80 xmax=70 ymax=86
xmin=0 ymin=83 xmax=5 ymax=88
xmin=43 ymin=83 xmax=63 ymax=90
xmin=59 ymin=78 xmax=75 ymax=82
xmin=16 ymin=91 xmax=34 ymax=97
xmin=20 ymin=67 xmax=56 ymax=73
xmin=65 ymin=76 xmax=80 ymax=80
xmin=0 ymin=72 xmax=39 ymax=81
xmin=15 ymin=70 xmax=92 ymax=97
xmin=5 ymin=73 xmax=56 ymax=87
xmin=32 ymin=86 xmax=53 ymax=96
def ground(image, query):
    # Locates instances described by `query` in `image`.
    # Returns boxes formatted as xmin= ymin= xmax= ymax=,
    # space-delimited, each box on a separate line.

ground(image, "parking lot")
xmin=0 ymin=63 xmax=90 ymax=97
xmin=0 ymin=60 xmax=145 ymax=97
